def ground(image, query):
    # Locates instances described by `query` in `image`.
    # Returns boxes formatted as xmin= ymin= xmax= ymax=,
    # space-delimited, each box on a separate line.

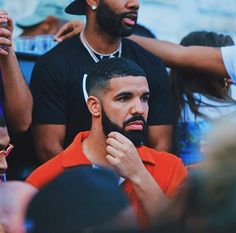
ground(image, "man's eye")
xmin=118 ymin=96 xmax=129 ymax=101
xmin=142 ymin=96 xmax=149 ymax=102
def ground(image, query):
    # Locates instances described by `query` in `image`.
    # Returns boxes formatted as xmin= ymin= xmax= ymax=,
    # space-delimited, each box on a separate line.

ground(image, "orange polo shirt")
xmin=26 ymin=131 xmax=187 ymax=225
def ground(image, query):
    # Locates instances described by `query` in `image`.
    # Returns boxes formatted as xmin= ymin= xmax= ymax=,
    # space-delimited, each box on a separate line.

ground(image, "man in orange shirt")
xmin=26 ymin=57 xmax=187 ymax=226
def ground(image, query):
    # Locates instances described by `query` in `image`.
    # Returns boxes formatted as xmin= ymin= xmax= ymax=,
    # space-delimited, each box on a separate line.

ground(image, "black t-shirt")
xmin=30 ymin=35 xmax=172 ymax=147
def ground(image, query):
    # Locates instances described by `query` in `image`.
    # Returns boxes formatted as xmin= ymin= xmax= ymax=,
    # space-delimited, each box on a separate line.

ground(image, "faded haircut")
xmin=86 ymin=57 xmax=146 ymax=96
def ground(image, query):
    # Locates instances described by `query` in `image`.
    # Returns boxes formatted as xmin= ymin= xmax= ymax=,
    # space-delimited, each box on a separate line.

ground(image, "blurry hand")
xmin=54 ymin=20 xmax=85 ymax=42
xmin=0 ymin=10 xmax=13 ymax=56
xmin=106 ymin=132 xmax=147 ymax=182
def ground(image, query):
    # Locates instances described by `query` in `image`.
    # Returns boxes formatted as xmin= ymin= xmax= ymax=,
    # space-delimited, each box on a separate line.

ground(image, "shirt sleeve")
xmin=221 ymin=46 xmax=236 ymax=83
xmin=30 ymin=56 xmax=67 ymax=124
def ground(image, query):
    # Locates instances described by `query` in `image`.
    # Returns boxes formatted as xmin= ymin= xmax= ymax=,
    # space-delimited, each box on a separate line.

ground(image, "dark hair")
xmin=25 ymin=166 xmax=130 ymax=233
xmin=86 ymin=57 xmax=146 ymax=96
xmin=170 ymin=31 xmax=235 ymax=121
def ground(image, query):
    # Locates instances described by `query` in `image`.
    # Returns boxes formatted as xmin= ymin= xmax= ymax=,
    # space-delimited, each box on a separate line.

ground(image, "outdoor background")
xmin=1 ymin=0 xmax=236 ymax=42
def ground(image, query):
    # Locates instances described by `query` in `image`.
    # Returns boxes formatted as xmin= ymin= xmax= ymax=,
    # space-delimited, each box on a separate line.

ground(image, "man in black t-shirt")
xmin=30 ymin=0 xmax=173 ymax=162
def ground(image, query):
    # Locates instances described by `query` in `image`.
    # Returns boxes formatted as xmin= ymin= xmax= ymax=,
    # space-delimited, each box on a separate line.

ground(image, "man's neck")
xmin=83 ymin=25 xmax=121 ymax=54
xmin=82 ymin=131 xmax=110 ymax=167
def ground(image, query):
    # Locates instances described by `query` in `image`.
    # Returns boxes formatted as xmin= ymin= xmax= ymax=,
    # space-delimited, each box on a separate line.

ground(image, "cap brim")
xmin=65 ymin=0 xmax=87 ymax=15
xmin=16 ymin=15 xmax=45 ymax=28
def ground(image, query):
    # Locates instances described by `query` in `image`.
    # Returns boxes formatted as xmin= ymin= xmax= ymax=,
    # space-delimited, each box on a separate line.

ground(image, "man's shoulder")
xmin=122 ymin=38 xmax=165 ymax=64
xmin=25 ymin=152 xmax=65 ymax=189
xmin=139 ymin=146 xmax=184 ymax=167
xmin=26 ymin=132 xmax=90 ymax=189
xmin=139 ymin=146 xmax=187 ymax=197
xmin=37 ymin=35 xmax=83 ymax=63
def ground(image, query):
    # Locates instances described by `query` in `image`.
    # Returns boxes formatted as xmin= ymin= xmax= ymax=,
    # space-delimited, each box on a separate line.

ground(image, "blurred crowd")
xmin=0 ymin=0 xmax=236 ymax=233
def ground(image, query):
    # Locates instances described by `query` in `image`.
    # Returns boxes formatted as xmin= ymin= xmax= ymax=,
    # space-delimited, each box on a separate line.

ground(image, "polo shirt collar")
xmin=62 ymin=131 xmax=91 ymax=168
xmin=62 ymin=131 xmax=156 ymax=168
xmin=138 ymin=146 xmax=156 ymax=165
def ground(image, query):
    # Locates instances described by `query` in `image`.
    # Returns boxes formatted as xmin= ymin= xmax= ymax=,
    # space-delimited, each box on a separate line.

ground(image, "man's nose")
xmin=130 ymin=99 xmax=145 ymax=115
xmin=126 ymin=0 xmax=140 ymax=11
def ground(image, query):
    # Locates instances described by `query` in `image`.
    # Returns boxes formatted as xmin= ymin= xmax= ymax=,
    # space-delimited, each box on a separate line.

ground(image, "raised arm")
xmin=54 ymin=21 xmax=229 ymax=79
xmin=0 ymin=12 xmax=32 ymax=131
xmin=130 ymin=35 xmax=228 ymax=78
xmin=106 ymin=132 xmax=169 ymax=224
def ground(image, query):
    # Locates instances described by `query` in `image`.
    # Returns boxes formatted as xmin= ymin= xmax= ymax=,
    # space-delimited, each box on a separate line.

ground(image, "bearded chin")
xmin=101 ymin=109 xmax=146 ymax=147
xmin=96 ymin=1 xmax=136 ymax=37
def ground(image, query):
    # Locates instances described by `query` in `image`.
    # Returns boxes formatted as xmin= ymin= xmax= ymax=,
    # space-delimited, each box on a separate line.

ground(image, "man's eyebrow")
xmin=143 ymin=91 xmax=150 ymax=96
xmin=115 ymin=92 xmax=132 ymax=98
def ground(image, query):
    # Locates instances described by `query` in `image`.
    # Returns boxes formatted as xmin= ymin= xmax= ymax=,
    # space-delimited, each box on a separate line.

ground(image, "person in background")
xmin=0 ymin=181 xmax=37 ymax=233
xmin=26 ymin=58 xmax=187 ymax=227
xmin=25 ymin=166 xmax=137 ymax=233
xmin=170 ymin=31 xmax=236 ymax=168
xmin=54 ymin=19 xmax=235 ymax=84
xmin=30 ymin=0 xmax=173 ymax=163
xmin=14 ymin=0 xmax=85 ymax=54
xmin=0 ymin=10 xmax=33 ymax=180
xmin=130 ymin=34 xmax=235 ymax=83
xmin=0 ymin=11 xmax=32 ymax=131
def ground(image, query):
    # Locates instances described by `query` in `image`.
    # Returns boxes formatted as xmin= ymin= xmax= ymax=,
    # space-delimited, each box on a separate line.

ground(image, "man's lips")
xmin=125 ymin=120 xmax=144 ymax=130
xmin=122 ymin=13 xmax=137 ymax=26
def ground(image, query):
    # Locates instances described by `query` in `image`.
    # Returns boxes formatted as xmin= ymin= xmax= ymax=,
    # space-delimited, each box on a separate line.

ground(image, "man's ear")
xmin=86 ymin=0 xmax=99 ymax=10
xmin=87 ymin=96 xmax=101 ymax=117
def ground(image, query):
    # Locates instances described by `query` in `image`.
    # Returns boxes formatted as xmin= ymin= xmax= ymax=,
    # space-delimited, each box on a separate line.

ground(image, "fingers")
xmin=106 ymin=154 xmax=118 ymax=166
xmin=0 ymin=14 xmax=13 ymax=32
xmin=106 ymin=145 xmax=122 ymax=158
xmin=106 ymin=136 xmax=123 ymax=150
xmin=55 ymin=31 xmax=77 ymax=42
xmin=108 ymin=131 xmax=131 ymax=144
xmin=0 ymin=47 xmax=9 ymax=55
xmin=0 ymin=27 xmax=12 ymax=39
xmin=55 ymin=20 xmax=84 ymax=42
xmin=54 ymin=24 xmax=70 ymax=42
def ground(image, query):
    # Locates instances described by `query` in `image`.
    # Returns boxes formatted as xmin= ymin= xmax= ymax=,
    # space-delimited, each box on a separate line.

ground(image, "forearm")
xmin=148 ymin=125 xmax=173 ymax=152
xmin=131 ymin=169 xmax=169 ymax=224
xmin=0 ymin=48 xmax=32 ymax=131
xmin=130 ymin=35 xmax=228 ymax=78
xmin=35 ymin=143 xmax=64 ymax=163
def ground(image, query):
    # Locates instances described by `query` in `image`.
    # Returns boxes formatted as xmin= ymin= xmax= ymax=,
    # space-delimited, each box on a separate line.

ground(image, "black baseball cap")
xmin=65 ymin=0 xmax=87 ymax=15
xmin=25 ymin=166 xmax=130 ymax=233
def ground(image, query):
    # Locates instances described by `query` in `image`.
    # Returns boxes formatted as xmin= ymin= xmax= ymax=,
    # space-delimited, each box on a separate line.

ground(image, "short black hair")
xmin=86 ymin=57 xmax=147 ymax=96
xmin=180 ymin=31 xmax=234 ymax=47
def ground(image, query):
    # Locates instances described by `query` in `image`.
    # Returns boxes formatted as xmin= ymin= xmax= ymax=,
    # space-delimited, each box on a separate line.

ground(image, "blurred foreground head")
xmin=25 ymin=166 xmax=137 ymax=233
xmin=16 ymin=0 xmax=84 ymax=36
xmin=0 ymin=181 xmax=37 ymax=233
xmin=153 ymin=115 xmax=236 ymax=233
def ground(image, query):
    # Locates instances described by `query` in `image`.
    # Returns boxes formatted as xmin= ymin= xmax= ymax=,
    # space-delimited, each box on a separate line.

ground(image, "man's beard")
xmin=96 ymin=0 xmax=137 ymax=37
xmin=101 ymin=109 xmax=147 ymax=147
